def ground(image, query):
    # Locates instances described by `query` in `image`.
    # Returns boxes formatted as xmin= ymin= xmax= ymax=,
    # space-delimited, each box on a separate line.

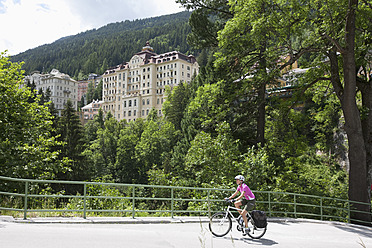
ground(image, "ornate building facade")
xmin=102 ymin=42 xmax=199 ymax=122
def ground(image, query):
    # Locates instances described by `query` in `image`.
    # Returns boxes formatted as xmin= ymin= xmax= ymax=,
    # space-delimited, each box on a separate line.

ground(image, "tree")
xmin=216 ymin=0 xmax=372 ymax=224
xmin=115 ymin=119 xmax=145 ymax=183
xmin=86 ymin=82 xmax=95 ymax=104
xmin=56 ymin=99 xmax=89 ymax=182
xmin=83 ymin=112 xmax=121 ymax=179
xmin=135 ymin=118 xmax=177 ymax=183
xmin=0 ymin=52 xmax=65 ymax=180
xmin=185 ymin=122 xmax=240 ymax=187
xmin=176 ymin=0 xmax=232 ymax=49
xmin=163 ymin=82 xmax=190 ymax=130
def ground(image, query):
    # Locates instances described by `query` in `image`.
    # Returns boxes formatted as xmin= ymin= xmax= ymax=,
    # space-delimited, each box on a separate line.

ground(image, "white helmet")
xmin=235 ymin=175 xmax=245 ymax=181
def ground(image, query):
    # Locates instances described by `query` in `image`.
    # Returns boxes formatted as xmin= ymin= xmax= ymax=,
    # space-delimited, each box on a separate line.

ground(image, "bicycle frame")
xmin=223 ymin=204 xmax=251 ymax=223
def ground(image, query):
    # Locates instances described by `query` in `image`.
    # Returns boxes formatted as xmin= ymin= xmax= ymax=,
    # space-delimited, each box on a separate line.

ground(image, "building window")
xmin=146 ymin=109 xmax=149 ymax=115
xmin=142 ymin=99 xmax=145 ymax=105
xmin=134 ymin=99 xmax=137 ymax=106
xmin=128 ymin=111 xmax=131 ymax=116
xmin=134 ymin=110 xmax=136 ymax=116
xmin=124 ymin=101 xmax=126 ymax=107
xmin=129 ymin=100 xmax=132 ymax=107
xmin=142 ymin=110 xmax=144 ymax=116
xmin=147 ymin=99 xmax=150 ymax=105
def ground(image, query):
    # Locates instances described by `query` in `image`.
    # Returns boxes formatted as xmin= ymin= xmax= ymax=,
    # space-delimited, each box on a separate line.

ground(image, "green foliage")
xmin=66 ymin=177 xmax=131 ymax=215
xmin=114 ymin=119 xmax=145 ymax=183
xmin=239 ymin=146 xmax=276 ymax=192
xmin=163 ymin=82 xmax=191 ymax=131
xmin=135 ymin=118 xmax=177 ymax=182
xmin=276 ymin=151 xmax=348 ymax=199
xmin=83 ymin=113 xmax=122 ymax=180
xmin=185 ymin=122 xmax=240 ymax=186
xmin=56 ymin=100 xmax=90 ymax=183
xmin=0 ymin=52 xmax=66 ymax=181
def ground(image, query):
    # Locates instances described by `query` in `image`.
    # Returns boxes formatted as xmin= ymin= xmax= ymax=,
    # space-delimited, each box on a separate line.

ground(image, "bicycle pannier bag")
xmin=251 ymin=210 xmax=267 ymax=228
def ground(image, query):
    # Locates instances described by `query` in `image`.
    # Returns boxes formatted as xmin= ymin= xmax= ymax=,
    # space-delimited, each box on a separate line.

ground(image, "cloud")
xmin=0 ymin=0 xmax=184 ymax=55
xmin=0 ymin=0 xmax=89 ymax=55
xmin=64 ymin=0 xmax=183 ymax=28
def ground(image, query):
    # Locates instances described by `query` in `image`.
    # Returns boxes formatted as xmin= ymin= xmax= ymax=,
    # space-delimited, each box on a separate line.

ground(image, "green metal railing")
xmin=0 ymin=176 xmax=371 ymax=225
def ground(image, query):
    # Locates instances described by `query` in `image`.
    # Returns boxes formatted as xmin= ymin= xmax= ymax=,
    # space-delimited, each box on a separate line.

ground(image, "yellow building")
xmin=102 ymin=42 xmax=199 ymax=122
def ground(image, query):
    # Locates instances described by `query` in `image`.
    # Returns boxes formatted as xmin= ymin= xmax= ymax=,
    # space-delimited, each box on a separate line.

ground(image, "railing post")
xmin=320 ymin=198 xmax=323 ymax=221
xmin=83 ymin=183 xmax=87 ymax=219
xmin=294 ymin=195 xmax=297 ymax=218
xmin=347 ymin=201 xmax=351 ymax=223
xmin=268 ymin=192 xmax=271 ymax=217
xmin=171 ymin=188 xmax=174 ymax=218
xmin=132 ymin=186 xmax=136 ymax=219
xmin=207 ymin=190 xmax=211 ymax=218
xmin=23 ymin=181 xmax=29 ymax=220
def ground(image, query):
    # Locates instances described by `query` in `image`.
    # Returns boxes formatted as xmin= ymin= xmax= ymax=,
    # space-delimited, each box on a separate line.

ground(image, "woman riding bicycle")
xmin=225 ymin=175 xmax=256 ymax=235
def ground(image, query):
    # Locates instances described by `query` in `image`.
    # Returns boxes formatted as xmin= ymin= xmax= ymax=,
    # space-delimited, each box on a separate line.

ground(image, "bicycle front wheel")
xmin=209 ymin=212 xmax=232 ymax=237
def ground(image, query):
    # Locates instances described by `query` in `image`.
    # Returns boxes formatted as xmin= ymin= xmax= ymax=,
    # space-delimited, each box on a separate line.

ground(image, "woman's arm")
xmin=235 ymin=191 xmax=245 ymax=201
xmin=228 ymin=190 xmax=239 ymax=199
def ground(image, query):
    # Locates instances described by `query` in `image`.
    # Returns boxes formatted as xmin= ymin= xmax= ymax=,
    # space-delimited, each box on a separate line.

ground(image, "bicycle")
xmin=209 ymin=199 xmax=267 ymax=239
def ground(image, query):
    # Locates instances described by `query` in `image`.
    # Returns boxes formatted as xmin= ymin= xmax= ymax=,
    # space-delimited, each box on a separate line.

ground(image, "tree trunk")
xmin=360 ymin=81 xmax=372 ymax=206
xmin=257 ymin=45 xmax=266 ymax=146
xmin=257 ymin=82 xmax=266 ymax=145
xmin=342 ymin=0 xmax=371 ymax=225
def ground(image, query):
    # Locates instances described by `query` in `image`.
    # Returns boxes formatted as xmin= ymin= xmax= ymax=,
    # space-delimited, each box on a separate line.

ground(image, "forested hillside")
xmin=11 ymin=11 xmax=194 ymax=79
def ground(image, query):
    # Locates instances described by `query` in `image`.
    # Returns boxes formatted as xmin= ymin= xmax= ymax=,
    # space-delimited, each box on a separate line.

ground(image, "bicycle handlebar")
xmin=224 ymin=198 xmax=235 ymax=204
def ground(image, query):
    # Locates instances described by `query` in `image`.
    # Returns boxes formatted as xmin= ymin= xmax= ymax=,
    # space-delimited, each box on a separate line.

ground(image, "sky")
xmin=0 ymin=0 xmax=184 ymax=55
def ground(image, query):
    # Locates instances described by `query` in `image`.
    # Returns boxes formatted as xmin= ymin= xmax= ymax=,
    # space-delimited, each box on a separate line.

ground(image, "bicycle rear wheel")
xmin=209 ymin=212 xmax=232 ymax=237
xmin=247 ymin=217 xmax=267 ymax=239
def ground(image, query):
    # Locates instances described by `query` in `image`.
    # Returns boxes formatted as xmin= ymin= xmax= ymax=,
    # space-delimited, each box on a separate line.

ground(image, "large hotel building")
xmin=24 ymin=69 xmax=78 ymax=116
xmin=102 ymin=42 xmax=199 ymax=122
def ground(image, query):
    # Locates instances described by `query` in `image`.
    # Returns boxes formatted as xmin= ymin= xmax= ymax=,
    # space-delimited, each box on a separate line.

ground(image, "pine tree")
xmin=56 ymin=99 xmax=89 ymax=184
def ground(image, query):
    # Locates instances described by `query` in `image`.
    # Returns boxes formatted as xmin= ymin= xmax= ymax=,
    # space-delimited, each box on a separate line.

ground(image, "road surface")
xmin=0 ymin=218 xmax=371 ymax=248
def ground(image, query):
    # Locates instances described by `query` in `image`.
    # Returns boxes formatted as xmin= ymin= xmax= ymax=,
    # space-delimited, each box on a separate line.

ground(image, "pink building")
xmin=78 ymin=81 xmax=89 ymax=102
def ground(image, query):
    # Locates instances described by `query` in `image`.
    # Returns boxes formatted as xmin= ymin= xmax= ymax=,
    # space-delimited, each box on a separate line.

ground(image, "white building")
xmin=81 ymin=99 xmax=104 ymax=122
xmin=25 ymin=69 xmax=78 ymax=116
xmin=102 ymin=42 xmax=199 ymax=122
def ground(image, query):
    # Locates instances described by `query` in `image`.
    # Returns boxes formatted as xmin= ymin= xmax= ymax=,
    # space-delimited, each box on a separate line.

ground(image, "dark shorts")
xmin=240 ymin=198 xmax=256 ymax=211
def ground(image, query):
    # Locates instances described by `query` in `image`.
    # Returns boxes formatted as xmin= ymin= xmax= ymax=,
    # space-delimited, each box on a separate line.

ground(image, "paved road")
xmin=1 ymin=217 xmax=371 ymax=248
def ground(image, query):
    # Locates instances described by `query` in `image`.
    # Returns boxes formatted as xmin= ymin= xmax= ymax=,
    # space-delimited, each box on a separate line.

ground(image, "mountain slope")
xmin=11 ymin=11 xmax=194 ymax=79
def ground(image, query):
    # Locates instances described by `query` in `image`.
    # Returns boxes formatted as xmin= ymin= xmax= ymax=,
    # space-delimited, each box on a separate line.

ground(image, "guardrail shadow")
xmin=332 ymin=223 xmax=372 ymax=239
